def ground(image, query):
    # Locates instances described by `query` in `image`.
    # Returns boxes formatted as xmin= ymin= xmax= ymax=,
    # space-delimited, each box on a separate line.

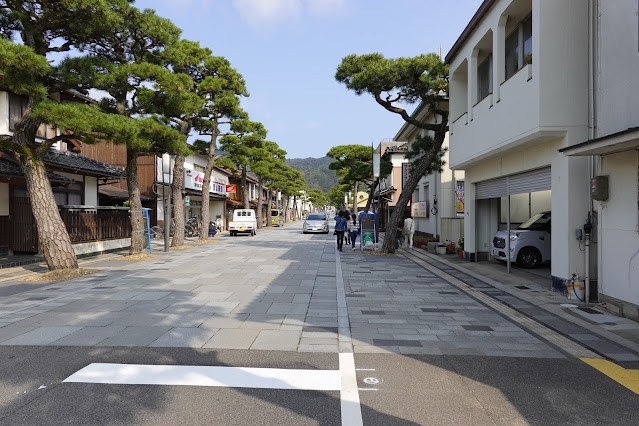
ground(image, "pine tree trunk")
xmin=242 ymin=167 xmax=249 ymax=209
xmin=170 ymin=154 xmax=185 ymax=247
xmin=18 ymin=152 xmax=78 ymax=270
xmin=257 ymin=178 xmax=264 ymax=229
xmin=126 ymin=151 xmax=146 ymax=254
xmin=283 ymin=197 xmax=289 ymax=223
xmin=382 ymin=127 xmax=447 ymax=254
xmin=266 ymin=188 xmax=272 ymax=227
xmin=199 ymin=133 xmax=218 ymax=241
xmin=352 ymin=181 xmax=358 ymax=213
xmin=364 ymin=179 xmax=378 ymax=213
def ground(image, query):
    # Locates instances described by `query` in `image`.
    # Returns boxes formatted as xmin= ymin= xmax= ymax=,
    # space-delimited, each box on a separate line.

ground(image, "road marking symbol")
xmin=363 ymin=377 xmax=380 ymax=385
xmin=64 ymin=363 xmax=341 ymax=391
xmin=581 ymin=358 xmax=639 ymax=394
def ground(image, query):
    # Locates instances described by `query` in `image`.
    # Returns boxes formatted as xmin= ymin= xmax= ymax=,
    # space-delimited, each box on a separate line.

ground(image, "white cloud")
xmin=232 ymin=0 xmax=347 ymax=28
xmin=233 ymin=0 xmax=302 ymax=27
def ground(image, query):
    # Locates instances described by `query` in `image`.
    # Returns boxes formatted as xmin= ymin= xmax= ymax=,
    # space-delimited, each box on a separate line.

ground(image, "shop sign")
xmin=226 ymin=185 xmax=236 ymax=193
xmin=184 ymin=170 xmax=227 ymax=195
xmin=412 ymin=200 xmax=429 ymax=218
xmin=185 ymin=195 xmax=190 ymax=206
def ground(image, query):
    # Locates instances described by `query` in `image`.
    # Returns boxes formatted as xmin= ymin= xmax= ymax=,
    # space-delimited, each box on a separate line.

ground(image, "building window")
xmin=413 ymin=187 xmax=420 ymax=202
xmin=53 ymin=181 xmax=83 ymax=206
xmin=193 ymin=164 xmax=206 ymax=173
xmin=9 ymin=93 xmax=56 ymax=139
xmin=505 ymin=14 xmax=533 ymax=80
xmin=477 ymin=54 xmax=492 ymax=102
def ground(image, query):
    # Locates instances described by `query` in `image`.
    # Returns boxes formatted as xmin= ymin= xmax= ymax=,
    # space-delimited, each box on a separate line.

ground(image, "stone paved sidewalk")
xmin=1 ymin=224 xmax=637 ymax=362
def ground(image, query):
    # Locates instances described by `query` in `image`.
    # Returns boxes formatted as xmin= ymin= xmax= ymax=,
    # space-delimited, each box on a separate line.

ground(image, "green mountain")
xmin=285 ymin=156 xmax=337 ymax=194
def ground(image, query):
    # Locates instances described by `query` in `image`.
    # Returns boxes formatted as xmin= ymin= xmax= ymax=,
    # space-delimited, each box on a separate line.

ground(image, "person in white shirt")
xmin=403 ymin=214 xmax=415 ymax=249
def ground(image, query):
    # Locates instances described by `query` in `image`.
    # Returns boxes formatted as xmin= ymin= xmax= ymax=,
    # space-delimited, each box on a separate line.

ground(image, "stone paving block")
xmin=98 ymin=326 xmax=172 ymax=346
xmin=122 ymin=301 xmax=173 ymax=313
xmin=298 ymin=344 xmax=338 ymax=353
xmin=240 ymin=314 xmax=285 ymax=330
xmin=267 ymin=303 xmax=308 ymax=315
xmin=53 ymin=326 xmax=126 ymax=346
xmin=111 ymin=313 xmax=164 ymax=327
xmin=251 ymin=330 xmax=301 ymax=351
xmin=153 ymin=313 xmax=209 ymax=327
xmin=232 ymin=302 xmax=273 ymax=314
xmin=129 ymin=291 xmax=171 ymax=301
xmin=0 ymin=325 xmax=37 ymax=343
xmin=200 ymin=314 xmax=249 ymax=329
xmin=300 ymin=337 xmax=338 ymax=346
xmin=150 ymin=327 xmax=219 ymax=348
xmin=1 ymin=326 xmax=82 ymax=345
xmin=197 ymin=302 xmax=240 ymax=314
xmin=203 ymin=328 xmax=259 ymax=349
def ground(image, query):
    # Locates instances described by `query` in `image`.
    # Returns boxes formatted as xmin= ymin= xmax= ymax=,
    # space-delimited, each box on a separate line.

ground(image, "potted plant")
xmin=456 ymin=238 xmax=464 ymax=258
xmin=446 ymin=240 xmax=455 ymax=254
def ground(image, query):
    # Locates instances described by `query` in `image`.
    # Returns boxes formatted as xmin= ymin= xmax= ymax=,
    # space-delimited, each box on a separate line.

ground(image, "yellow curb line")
xmin=580 ymin=358 xmax=639 ymax=394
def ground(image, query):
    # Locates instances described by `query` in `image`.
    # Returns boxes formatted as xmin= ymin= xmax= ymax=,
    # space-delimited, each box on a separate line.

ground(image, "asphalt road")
xmin=0 ymin=222 xmax=638 ymax=425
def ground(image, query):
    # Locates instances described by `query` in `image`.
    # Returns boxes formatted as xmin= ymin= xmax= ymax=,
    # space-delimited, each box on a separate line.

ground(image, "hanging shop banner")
xmin=456 ymin=181 xmax=465 ymax=214
xmin=402 ymin=163 xmax=411 ymax=190
xmin=412 ymin=200 xmax=430 ymax=218
xmin=225 ymin=184 xmax=236 ymax=193
xmin=184 ymin=170 xmax=227 ymax=195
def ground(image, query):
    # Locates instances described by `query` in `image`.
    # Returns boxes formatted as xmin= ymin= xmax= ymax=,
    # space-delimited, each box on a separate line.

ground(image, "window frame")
xmin=477 ymin=53 xmax=493 ymax=102
xmin=504 ymin=12 xmax=533 ymax=81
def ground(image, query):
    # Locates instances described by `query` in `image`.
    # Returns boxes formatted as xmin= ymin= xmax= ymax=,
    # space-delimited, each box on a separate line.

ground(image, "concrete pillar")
xmin=468 ymin=48 xmax=479 ymax=121
xmin=494 ymin=15 xmax=508 ymax=102
xmin=550 ymin=152 xmax=590 ymax=293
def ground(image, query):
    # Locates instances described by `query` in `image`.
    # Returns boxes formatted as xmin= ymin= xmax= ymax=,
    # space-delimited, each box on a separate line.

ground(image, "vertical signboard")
xmin=359 ymin=213 xmax=376 ymax=249
xmin=456 ymin=181 xmax=465 ymax=214
xmin=402 ymin=163 xmax=411 ymax=190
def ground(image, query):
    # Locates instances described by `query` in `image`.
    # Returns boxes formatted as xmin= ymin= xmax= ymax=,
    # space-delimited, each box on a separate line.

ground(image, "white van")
xmin=229 ymin=209 xmax=257 ymax=236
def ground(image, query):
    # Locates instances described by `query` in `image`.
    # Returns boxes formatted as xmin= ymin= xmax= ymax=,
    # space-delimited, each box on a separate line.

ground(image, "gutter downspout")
xmin=585 ymin=0 xmax=598 ymax=303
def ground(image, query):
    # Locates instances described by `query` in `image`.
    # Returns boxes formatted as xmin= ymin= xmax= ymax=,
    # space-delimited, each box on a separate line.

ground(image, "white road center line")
xmin=63 ymin=363 xmax=341 ymax=391
xmin=335 ymin=243 xmax=364 ymax=426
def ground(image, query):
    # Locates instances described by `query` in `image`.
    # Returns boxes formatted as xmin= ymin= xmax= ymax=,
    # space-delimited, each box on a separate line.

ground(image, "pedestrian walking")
xmin=348 ymin=213 xmax=359 ymax=250
xmin=395 ymin=223 xmax=404 ymax=250
xmin=334 ymin=210 xmax=347 ymax=251
xmin=404 ymin=214 xmax=415 ymax=249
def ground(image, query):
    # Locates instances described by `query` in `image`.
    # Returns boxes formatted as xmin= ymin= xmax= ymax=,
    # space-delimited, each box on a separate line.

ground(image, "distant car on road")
xmin=303 ymin=213 xmax=329 ymax=234
xmin=491 ymin=211 xmax=551 ymax=268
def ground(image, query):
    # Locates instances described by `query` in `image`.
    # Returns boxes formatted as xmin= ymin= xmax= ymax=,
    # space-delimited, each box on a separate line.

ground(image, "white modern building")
xmin=559 ymin=0 xmax=639 ymax=318
xmin=393 ymin=101 xmax=465 ymax=246
xmin=446 ymin=0 xmax=592 ymax=294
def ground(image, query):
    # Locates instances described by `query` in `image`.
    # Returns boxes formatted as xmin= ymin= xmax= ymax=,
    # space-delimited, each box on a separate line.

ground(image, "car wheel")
xmin=517 ymin=247 xmax=541 ymax=269
xmin=252 ymin=230 xmax=256 ymax=236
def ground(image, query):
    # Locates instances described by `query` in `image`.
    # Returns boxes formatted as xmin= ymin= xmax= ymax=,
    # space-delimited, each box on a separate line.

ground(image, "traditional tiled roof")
xmin=42 ymin=149 xmax=125 ymax=178
xmin=0 ymin=157 xmax=74 ymax=183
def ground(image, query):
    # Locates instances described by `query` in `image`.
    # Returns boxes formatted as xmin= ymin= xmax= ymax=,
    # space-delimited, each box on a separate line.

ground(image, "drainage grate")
xmin=515 ymin=285 xmax=530 ymax=290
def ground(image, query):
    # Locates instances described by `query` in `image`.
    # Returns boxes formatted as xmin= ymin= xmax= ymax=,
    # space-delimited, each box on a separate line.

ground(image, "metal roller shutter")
xmin=508 ymin=167 xmax=551 ymax=195
xmin=476 ymin=177 xmax=507 ymax=199
xmin=475 ymin=167 xmax=551 ymax=199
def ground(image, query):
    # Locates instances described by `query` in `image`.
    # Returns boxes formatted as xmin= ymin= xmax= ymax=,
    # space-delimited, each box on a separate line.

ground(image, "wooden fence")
xmin=60 ymin=208 xmax=131 ymax=243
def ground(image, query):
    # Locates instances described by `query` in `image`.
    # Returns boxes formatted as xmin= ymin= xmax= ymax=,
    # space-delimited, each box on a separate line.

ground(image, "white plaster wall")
xmin=596 ymin=0 xmax=639 ymax=137
xmin=599 ymin=152 xmax=639 ymax=305
xmin=0 ymin=92 xmax=8 ymax=134
xmin=72 ymin=238 xmax=130 ymax=256
xmin=84 ymin=176 xmax=98 ymax=206
xmin=209 ymin=201 xmax=224 ymax=224
xmin=449 ymin=0 xmax=590 ymax=168
xmin=0 ymin=182 xmax=9 ymax=215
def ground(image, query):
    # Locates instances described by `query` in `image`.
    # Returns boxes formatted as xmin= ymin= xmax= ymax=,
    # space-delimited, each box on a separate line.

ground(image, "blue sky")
xmin=134 ymin=0 xmax=483 ymax=159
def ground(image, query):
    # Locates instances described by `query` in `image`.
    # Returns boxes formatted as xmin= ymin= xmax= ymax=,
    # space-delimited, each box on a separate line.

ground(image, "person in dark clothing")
xmin=348 ymin=213 xmax=359 ymax=250
xmin=334 ymin=210 xmax=347 ymax=251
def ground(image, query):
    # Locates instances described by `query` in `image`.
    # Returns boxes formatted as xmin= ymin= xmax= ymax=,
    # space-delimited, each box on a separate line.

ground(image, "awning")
xmin=559 ymin=127 xmax=639 ymax=156
xmin=226 ymin=199 xmax=243 ymax=206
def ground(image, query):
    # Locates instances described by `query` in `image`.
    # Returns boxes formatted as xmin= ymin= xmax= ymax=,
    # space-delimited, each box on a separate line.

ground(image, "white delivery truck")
xmin=229 ymin=209 xmax=258 ymax=236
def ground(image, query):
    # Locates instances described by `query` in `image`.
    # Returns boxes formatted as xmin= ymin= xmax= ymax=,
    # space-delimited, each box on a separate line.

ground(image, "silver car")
xmin=303 ymin=213 xmax=329 ymax=234
xmin=491 ymin=211 xmax=551 ymax=268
